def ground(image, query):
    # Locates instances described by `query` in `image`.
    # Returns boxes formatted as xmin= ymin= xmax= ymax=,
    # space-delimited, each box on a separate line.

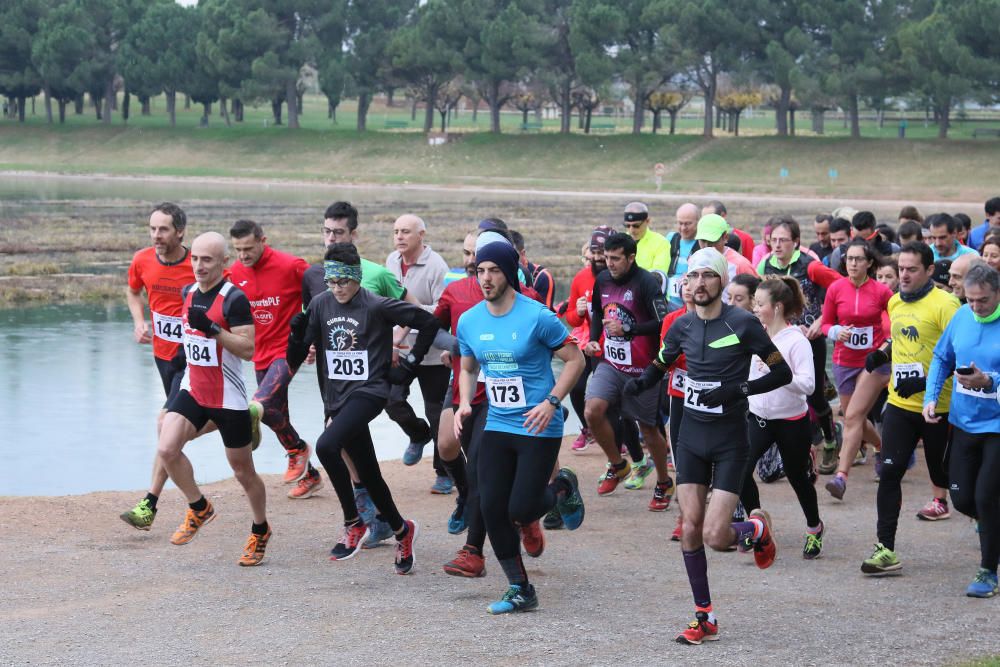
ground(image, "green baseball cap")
xmin=695 ymin=213 xmax=730 ymax=243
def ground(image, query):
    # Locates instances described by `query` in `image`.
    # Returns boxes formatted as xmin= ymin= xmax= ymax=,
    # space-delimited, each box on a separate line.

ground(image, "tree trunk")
xmin=585 ymin=107 xmax=593 ymax=134
xmin=220 ymin=96 xmax=231 ymax=127
xmin=652 ymin=110 xmax=661 ymax=134
xmin=559 ymin=79 xmax=571 ymax=134
xmin=58 ymin=100 xmax=67 ymax=123
xmin=848 ymin=93 xmax=860 ymax=138
xmin=487 ymin=81 xmax=502 ymax=134
xmin=938 ymin=104 xmax=950 ymax=139
xmin=386 ymin=87 xmax=395 ymax=107
xmin=521 ymin=109 xmax=529 ymax=125
xmin=775 ymin=85 xmax=790 ymax=136
xmin=184 ymin=94 xmax=191 ymax=109
xmin=471 ymin=103 xmax=477 ymax=123
xmin=43 ymin=87 xmax=53 ymax=124
xmin=235 ymin=99 xmax=244 ymax=122
xmin=328 ymin=99 xmax=333 ymax=119
xmin=669 ymin=110 xmax=678 ymax=135
xmin=734 ymin=111 xmax=741 ymax=136
xmin=439 ymin=109 xmax=447 ymax=133
xmin=296 ymin=92 xmax=303 ymax=117
xmin=423 ymin=85 xmax=437 ymax=133
xmin=102 ymin=78 xmax=113 ymax=124
xmin=74 ymin=95 xmax=83 ymax=114
xmin=140 ymin=95 xmax=151 ymax=115
xmin=703 ymin=79 xmax=715 ymax=138
xmin=877 ymin=108 xmax=884 ymax=129
xmin=286 ymin=79 xmax=299 ymax=129
xmin=166 ymin=90 xmax=176 ymax=127
xmin=789 ymin=108 xmax=796 ymax=136
xmin=93 ymin=94 xmax=102 ymax=120
xmin=122 ymin=89 xmax=130 ymax=123
xmin=811 ymin=109 xmax=825 ymax=134
xmin=272 ymin=97 xmax=283 ymax=125
xmin=632 ymin=89 xmax=645 ymax=135
xmin=357 ymin=91 xmax=370 ymax=131
xmin=17 ymin=96 xmax=26 ymax=122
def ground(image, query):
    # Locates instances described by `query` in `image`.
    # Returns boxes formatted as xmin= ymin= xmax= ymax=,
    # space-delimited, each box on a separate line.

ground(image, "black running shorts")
xmin=167 ymin=389 xmax=252 ymax=449
xmin=674 ymin=414 xmax=749 ymax=494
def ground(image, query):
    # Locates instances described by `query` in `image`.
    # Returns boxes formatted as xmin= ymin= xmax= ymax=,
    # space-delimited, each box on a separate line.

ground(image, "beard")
xmin=692 ymin=286 xmax=722 ymax=307
xmin=483 ymin=279 xmax=509 ymax=302
xmin=590 ymin=260 xmax=607 ymax=275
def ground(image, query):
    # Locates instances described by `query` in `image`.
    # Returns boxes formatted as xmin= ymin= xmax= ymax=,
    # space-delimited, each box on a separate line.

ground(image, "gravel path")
xmin=2 ymin=440 xmax=996 ymax=666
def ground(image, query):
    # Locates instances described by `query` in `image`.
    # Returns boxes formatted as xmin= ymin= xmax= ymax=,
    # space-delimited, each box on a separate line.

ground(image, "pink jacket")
xmin=748 ymin=325 xmax=815 ymax=420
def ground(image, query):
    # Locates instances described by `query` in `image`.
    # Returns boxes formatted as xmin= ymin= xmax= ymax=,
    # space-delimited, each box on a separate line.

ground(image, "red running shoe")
xmin=676 ymin=611 xmax=719 ymax=645
xmin=443 ymin=547 xmax=486 ymax=578
xmin=671 ymin=514 xmax=683 ymax=542
xmin=750 ymin=509 xmax=777 ymax=569
xmin=520 ymin=520 xmax=545 ymax=558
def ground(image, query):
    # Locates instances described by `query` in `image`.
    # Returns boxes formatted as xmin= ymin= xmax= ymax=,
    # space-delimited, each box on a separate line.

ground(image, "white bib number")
xmin=684 ymin=378 xmax=722 ymax=414
xmin=671 ymin=368 xmax=687 ymax=393
xmin=183 ymin=332 xmax=218 ymax=367
xmin=153 ymin=312 xmax=184 ymax=343
xmin=893 ymin=362 xmax=924 ymax=389
xmin=326 ymin=350 xmax=370 ymax=381
xmin=844 ymin=326 xmax=873 ymax=351
xmin=668 ymin=276 xmax=683 ymax=300
xmin=603 ymin=339 xmax=632 ymax=366
xmin=954 ymin=374 xmax=998 ymax=400
xmin=485 ymin=376 xmax=527 ymax=408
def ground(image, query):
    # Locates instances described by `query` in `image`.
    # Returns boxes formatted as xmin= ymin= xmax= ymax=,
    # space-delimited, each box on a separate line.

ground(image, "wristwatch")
xmin=545 ymin=394 xmax=561 ymax=407
xmin=739 ymin=382 xmax=750 ymax=396
xmin=621 ymin=322 xmax=632 ymax=336
xmin=404 ymin=353 xmax=418 ymax=365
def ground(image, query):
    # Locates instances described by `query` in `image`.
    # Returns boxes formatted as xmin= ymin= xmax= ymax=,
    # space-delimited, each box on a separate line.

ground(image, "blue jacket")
xmin=925 ymin=304 xmax=1000 ymax=434
xmin=968 ymin=220 xmax=995 ymax=251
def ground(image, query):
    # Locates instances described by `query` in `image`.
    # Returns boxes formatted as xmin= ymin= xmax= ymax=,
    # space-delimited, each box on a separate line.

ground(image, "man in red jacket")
xmin=229 ymin=220 xmax=320 ymax=499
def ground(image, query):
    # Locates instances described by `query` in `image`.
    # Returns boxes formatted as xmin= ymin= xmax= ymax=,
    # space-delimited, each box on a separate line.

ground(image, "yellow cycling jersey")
xmin=887 ymin=286 xmax=960 ymax=413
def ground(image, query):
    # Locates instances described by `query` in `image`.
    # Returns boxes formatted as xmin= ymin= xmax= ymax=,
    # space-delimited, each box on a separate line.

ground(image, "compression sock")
xmin=189 ymin=496 xmax=208 ymax=512
xmin=498 ymin=555 xmax=528 ymax=586
xmin=144 ymin=492 xmax=159 ymax=510
xmin=611 ymin=459 xmax=628 ymax=474
xmin=440 ymin=453 xmax=469 ymax=498
xmin=808 ymin=522 xmax=823 ymax=534
xmin=682 ymin=547 xmax=711 ymax=609
xmin=251 ymin=521 xmax=269 ymax=536
xmin=732 ymin=519 xmax=764 ymax=543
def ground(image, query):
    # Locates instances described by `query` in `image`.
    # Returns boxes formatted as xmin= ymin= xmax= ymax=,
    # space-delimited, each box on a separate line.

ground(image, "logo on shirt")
xmin=623 ymin=289 xmax=633 ymax=302
xmin=900 ymin=325 xmax=919 ymax=342
xmin=329 ymin=326 xmax=357 ymax=351
xmin=483 ymin=350 xmax=518 ymax=371
xmin=512 ymin=332 xmax=517 ymax=341
xmin=238 ymin=280 xmax=248 ymax=287
xmin=602 ymin=303 xmax=636 ymax=342
xmin=253 ymin=310 xmax=274 ymax=326
xmin=479 ymin=333 xmax=495 ymax=341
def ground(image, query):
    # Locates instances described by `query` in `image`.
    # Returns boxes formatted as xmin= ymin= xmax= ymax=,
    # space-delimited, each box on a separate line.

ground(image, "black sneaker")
xmin=542 ymin=507 xmax=563 ymax=530
xmin=394 ymin=520 xmax=419 ymax=575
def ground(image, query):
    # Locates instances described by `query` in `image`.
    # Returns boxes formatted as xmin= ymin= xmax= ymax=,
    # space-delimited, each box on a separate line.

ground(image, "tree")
xmin=645 ymin=89 xmax=688 ymax=134
xmin=716 ymin=89 xmax=762 ymax=136
xmin=613 ymin=0 xmax=678 ymax=135
xmin=0 ymin=1 xmax=46 ymax=122
xmin=572 ymin=86 xmax=602 ymax=133
xmin=433 ymin=78 xmax=463 ymax=132
xmin=754 ymin=0 xmax=813 ymax=136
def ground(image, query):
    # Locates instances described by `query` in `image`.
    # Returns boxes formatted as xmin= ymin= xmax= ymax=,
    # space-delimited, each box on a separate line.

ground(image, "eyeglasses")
xmin=687 ymin=271 xmax=721 ymax=283
xmin=322 ymin=227 xmax=349 ymax=237
xmin=623 ymin=221 xmax=646 ymax=229
xmin=770 ymin=237 xmax=795 ymax=245
xmin=326 ymin=278 xmax=352 ymax=288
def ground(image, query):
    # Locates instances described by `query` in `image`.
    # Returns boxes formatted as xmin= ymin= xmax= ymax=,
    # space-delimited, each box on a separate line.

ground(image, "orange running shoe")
xmin=170 ymin=502 xmax=216 ymax=545
xmin=283 ymin=443 xmax=312 ymax=484
xmin=750 ymin=509 xmax=777 ymax=569
xmin=520 ymin=520 xmax=545 ymax=558
xmin=238 ymin=527 xmax=272 ymax=566
xmin=288 ymin=471 xmax=323 ymax=499
xmin=597 ymin=461 xmax=631 ymax=496
xmin=443 ymin=547 xmax=487 ymax=578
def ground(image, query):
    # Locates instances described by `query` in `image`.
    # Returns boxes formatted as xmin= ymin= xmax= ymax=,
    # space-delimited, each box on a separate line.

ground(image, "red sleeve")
xmin=294 ymin=257 xmax=309 ymax=283
xmin=434 ymin=285 xmax=454 ymax=329
xmin=820 ymin=280 xmax=841 ymax=335
xmin=737 ymin=229 xmax=755 ymax=262
xmin=564 ymin=272 xmax=587 ymax=328
xmin=127 ymin=251 xmax=144 ymax=291
xmin=807 ymin=261 xmax=842 ymax=289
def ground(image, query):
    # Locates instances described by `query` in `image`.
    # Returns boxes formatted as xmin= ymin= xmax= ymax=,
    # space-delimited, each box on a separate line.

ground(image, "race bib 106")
xmin=326 ymin=350 xmax=370 ymax=381
xmin=485 ymin=376 xmax=527 ymax=408
xmin=843 ymin=326 xmax=873 ymax=351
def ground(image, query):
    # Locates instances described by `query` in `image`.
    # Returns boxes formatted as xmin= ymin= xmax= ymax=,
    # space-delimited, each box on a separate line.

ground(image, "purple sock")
xmin=732 ymin=520 xmax=757 ymax=544
xmin=682 ymin=547 xmax=711 ymax=608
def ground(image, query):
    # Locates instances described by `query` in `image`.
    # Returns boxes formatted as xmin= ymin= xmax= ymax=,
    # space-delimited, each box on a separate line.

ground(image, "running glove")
xmin=624 ymin=365 xmax=665 ymax=395
xmin=865 ymin=348 xmax=889 ymax=373
xmin=894 ymin=376 xmax=926 ymax=398
xmin=700 ymin=383 xmax=742 ymax=408
xmin=187 ymin=308 xmax=221 ymax=337
xmin=388 ymin=357 xmax=418 ymax=385
xmin=289 ymin=310 xmax=309 ymax=341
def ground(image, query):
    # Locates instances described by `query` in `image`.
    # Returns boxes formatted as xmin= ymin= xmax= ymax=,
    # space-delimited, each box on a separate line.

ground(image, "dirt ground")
xmin=2 ymin=436 xmax=997 ymax=667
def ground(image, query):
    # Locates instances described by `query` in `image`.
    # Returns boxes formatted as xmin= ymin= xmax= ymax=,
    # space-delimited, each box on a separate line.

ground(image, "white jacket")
xmin=748 ymin=325 xmax=815 ymax=420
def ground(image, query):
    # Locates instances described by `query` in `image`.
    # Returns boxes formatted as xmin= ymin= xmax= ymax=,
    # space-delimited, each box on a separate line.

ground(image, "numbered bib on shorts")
xmin=485 ymin=376 xmax=527 ymax=408
xmin=893 ymin=362 xmax=924 ymax=389
xmin=844 ymin=326 xmax=873 ymax=351
xmin=668 ymin=276 xmax=683 ymax=300
xmin=954 ymin=374 xmax=998 ymax=400
xmin=603 ymin=339 xmax=632 ymax=366
xmin=153 ymin=311 xmax=184 ymax=343
xmin=326 ymin=350 xmax=370 ymax=381
xmin=183 ymin=332 xmax=219 ymax=367
xmin=684 ymin=378 xmax=722 ymax=414
xmin=671 ymin=368 xmax=687 ymax=393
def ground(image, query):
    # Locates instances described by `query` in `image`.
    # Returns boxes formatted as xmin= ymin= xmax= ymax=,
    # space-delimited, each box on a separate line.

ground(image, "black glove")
xmin=289 ymin=310 xmax=309 ymax=341
xmin=388 ymin=356 xmax=418 ymax=385
xmin=865 ymin=348 xmax=889 ymax=373
xmin=700 ymin=383 xmax=742 ymax=408
xmin=894 ymin=376 xmax=926 ymax=398
xmin=187 ymin=308 xmax=221 ymax=337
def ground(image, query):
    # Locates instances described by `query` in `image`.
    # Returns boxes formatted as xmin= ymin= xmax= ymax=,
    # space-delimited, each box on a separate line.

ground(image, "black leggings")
xmin=949 ymin=428 xmax=1000 ymax=572
xmin=806 ymin=335 xmax=834 ymax=440
xmin=458 ymin=402 xmax=488 ymax=551
xmin=385 ymin=365 xmax=451 ymax=476
xmin=669 ymin=394 xmax=684 ymax=452
xmin=572 ymin=356 xmax=642 ymax=461
xmin=876 ymin=404 xmax=951 ymax=550
xmin=316 ymin=394 xmax=404 ymax=531
xmin=477 ymin=431 xmax=561 ymax=561
xmin=740 ymin=413 xmax=820 ymax=527
xmin=570 ymin=355 xmax=593 ymax=425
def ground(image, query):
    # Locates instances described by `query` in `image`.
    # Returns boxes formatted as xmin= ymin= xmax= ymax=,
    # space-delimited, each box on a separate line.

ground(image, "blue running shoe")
xmin=555 ymin=468 xmax=585 ymax=530
xmin=431 ymin=475 xmax=454 ymax=495
xmin=362 ymin=517 xmax=394 ymax=549
xmin=402 ymin=438 xmax=429 ymax=466
xmin=354 ymin=486 xmax=376 ymax=526
xmin=447 ymin=499 xmax=467 ymax=535
xmin=487 ymin=584 xmax=538 ymax=615
xmin=967 ymin=568 xmax=999 ymax=598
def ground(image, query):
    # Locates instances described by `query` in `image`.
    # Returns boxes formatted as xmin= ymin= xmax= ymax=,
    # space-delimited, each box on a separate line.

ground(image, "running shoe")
xmin=750 ymin=509 xmax=777 ymax=569
xmin=329 ymin=522 xmax=370 ymax=561
xmin=966 ymin=568 xmax=999 ymax=598
xmin=238 ymin=527 xmax=271 ymax=566
xmin=624 ymin=455 xmax=655 ymax=490
xmin=520 ymin=520 xmax=545 ymax=558
xmin=431 ymin=475 xmax=454 ymax=495
xmin=170 ymin=502 xmax=216 ymax=545
xmin=362 ymin=518 xmax=394 ymax=549
xmin=443 ymin=547 xmax=486 ymax=578
xmin=571 ymin=428 xmax=590 ymax=453
xmin=916 ymin=498 xmax=950 ymax=521
xmin=120 ymin=498 xmax=156 ymax=530
xmin=648 ymin=478 xmax=674 ymax=512
xmin=402 ymin=438 xmax=429 ymax=466
xmin=597 ymin=461 xmax=630 ymax=496
xmin=861 ymin=542 xmax=902 ymax=575
xmin=675 ymin=611 xmax=719 ymax=645
xmin=394 ymin=520 xmax=419 ymax=575
xmin=248 ymin=400 xmax=263 ymax=451
xmin=671 ymin=515 xmax=683 ymax=541
xmin=354 ymin=485 xmax=375 ymax=525
xmin=283 ymin=442 xmax=311 ymax=484
xmin=854 ymin=443 xmax=869 ymax=466
xmin=555 ymin=468 xmax=585 ymax=530
xmin=817 ymin=445 xmax=838 ymax=475
xmin=737 ymin=536 xmax=753 ymax=553
xmin=803 ymin=524 xmax=823 ymax=560
xmin=487 ymin=584 xmax=538 ymax=614
xmin=447 ymin=499 xmax=467 ymax=535
xmin=542 ymin=507 xmax=563 ymax=530
xmin=825 ymin=475 xmax=846 ymax=500
xmin=287 ymin=471 xmax=323 ymax=499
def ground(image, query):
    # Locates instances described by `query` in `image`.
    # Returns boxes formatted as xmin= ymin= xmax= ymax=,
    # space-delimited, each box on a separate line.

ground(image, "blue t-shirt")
xmin=667 ymin=237 xmax=699 ymax=304
xmin=457 ymin=292 xmax=568 ymax=438
xmin=932 ymin=243 xmax=977 ymax=262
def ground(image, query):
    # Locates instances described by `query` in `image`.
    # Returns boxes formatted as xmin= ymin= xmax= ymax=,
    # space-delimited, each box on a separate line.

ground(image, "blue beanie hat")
xmin=475 ymin=241 xmax=521 ymax=293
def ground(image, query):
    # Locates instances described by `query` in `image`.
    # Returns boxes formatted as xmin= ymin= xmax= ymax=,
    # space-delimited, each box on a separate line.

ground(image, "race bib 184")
xmin=183 ymin=332 xmax=218 ymax=367
xmin=485 ymin=376 xmax=527 ymax=408
xmin=326 ymin=350 xmax=370 ymax=381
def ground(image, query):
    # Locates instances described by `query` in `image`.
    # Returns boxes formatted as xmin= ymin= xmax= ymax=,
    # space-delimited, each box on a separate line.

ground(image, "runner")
xmin=728 ymin=274 xmax=760 ymax=313
xmin=228 ymin=220 xmax=318 ymax=498
xmin=583 ymin=232 xmax=674 ymax=508
xmin=156 ymin=232 xmax=271 ymax=565
xmin=740 ymin=276 xmax=824 ymax=559
xmin=821 ymin=239 xmax=893 ymax=492
xmin=510 ymin=230 xmax=557 ymax=310
xmin=810 ymin=214 xmax=834 ymax=264
xmin=828 ymin=211 xmax=900 ymax=274
xmin=982 ymin=234 xmax=1000 ymax=272
xmin=625 ymin=247 xmax=793 ymax=644
xmin=696 ymin=214 xmax=756 ymax=287
xmin=665 ymin=203 xmax=701 ymax=307
xmin=288 ymin=242 xmax=432 ymax=573
xmin=928 ymin=213 xmax=978 ymax=262
xmin=923 ymin=264 xmax=1000 ymax=598
xmin=455 ymin=240 xmax=586 ymax=614
xmin=826 ymin=217 xmax=852 ymax=271
xmin=624 ymin=201 xmax=671 ymax=272
xmin=948 ymin=254 xmax=986 ymax=303
xmin=121 ymin=203 xmax=200 ymax=530
xmin=859 ymin=242 xmax=959 ymax=575
xmin=702 ymin=200 xmax=755 ymax=262
xmin=968 ymin=196 xmax=1000 ymax=251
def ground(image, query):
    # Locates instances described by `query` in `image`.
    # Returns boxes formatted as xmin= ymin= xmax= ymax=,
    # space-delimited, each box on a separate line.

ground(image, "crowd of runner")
xmin=121 ymin=196 xmax=1000 ymax=640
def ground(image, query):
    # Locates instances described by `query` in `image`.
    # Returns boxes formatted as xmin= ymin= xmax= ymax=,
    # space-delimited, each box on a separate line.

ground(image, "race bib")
xmin=684 ymin=378 xmax=722 ymax=414
xmin=671 ymin=368 xmax=687 ymax=393
xmin=485 ymin=376 xmax=527 ymax=408
xmin=603 ymin=339 xmax=632 ymax=366
xmin=668 ymin=276 xmax=683 ymax=300
xmin=844 ymin=326 xmax=873 ymax=351
xmin=954 ymin=374 xmax=998 ymax=400
xmin=183 ymin=332 xmax=218 ymax=367
xmin=893 ymin=362 xmax=924 ymax=389
xmin=326 ymin=350 xmax=370 ymax=381
xmin=477 ymin=368 xmax=486 ymax=383
xmin=152 ymin=311 xmax=184 ymax=343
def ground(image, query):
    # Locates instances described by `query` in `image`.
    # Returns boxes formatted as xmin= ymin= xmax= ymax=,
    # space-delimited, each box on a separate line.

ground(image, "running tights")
xmin=949 ymin=429 xmax=1000 ymax=572
xmin=740 ymin=413 xmax=820 ymax=527
xmin=806 ymin=335 xmax=835 ymax=442
xmin=254 ymin=359 xmax=304 ymax=452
